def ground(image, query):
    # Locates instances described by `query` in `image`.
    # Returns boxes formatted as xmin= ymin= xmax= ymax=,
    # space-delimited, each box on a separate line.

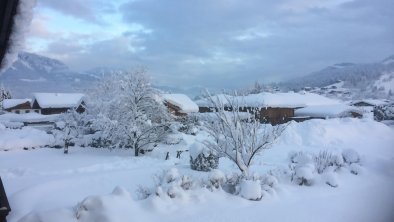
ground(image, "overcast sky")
xmin=26 ymin=0 xmax=394 ymax=89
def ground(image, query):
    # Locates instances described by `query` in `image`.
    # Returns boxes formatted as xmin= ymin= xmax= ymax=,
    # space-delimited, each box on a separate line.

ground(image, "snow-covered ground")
xmin=1 ymin=118 xmax=394 ymax=222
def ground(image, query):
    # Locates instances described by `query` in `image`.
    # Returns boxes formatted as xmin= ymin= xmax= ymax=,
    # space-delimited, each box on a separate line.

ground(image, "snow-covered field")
xmin=1 ymin=118 xmax=394 ymax=222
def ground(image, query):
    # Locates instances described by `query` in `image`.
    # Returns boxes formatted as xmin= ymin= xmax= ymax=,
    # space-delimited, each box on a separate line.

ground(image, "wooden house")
xmin=2 ymin=99 xmax=40 ymax=114
xmin=162 ymin=94 xmax=198 ymax=117
xmin=195 ymin=92 xmax=345 ymax=125
xmin=32 ymin=93 xmax=85 ymax=115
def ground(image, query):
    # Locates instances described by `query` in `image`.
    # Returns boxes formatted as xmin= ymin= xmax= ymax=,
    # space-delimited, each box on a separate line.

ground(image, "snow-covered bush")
xmin=163 ymin=133 xmax=183 ymax=145
xmin=178 ymin=114 xmax=200 ymax=135
xmin=87 ymin=70 xmax=172 ymax=156
xmin=314 ymin=150 xmax=344 ymax=174
xmin=138 ymin=168 xmax=277 ymax=201
xmin=342 ymin=149 xmax=360 ymax=164
xmin=189 ymin=142 xmax=219 ymax=172
xmin=208 ymin=169 xmax=226 ymax=189
xmin=136 ymin=168 xmax=195 ymax=200
xmin=289 ymin=149 xmax=362 ymax=186
xmin=239 ymin=179 xmax=262 ymax=201
xmin=202 ymin=92 xmax=285 ymax=176
xmin=374 ymin=103 xmax=394 ymax=121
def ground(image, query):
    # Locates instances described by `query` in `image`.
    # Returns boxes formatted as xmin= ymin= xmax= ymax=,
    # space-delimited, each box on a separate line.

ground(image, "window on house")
xmin=15 ymin=110 xmax=20 ymax=114
xmin=34 ymin=110 xmax=39 ymax=113
xmin=26 ymin=110 xmax=30 ymax=113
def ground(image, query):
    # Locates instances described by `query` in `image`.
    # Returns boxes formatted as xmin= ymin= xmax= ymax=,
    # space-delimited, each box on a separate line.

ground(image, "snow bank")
xmin=0 ymin=112 xmax=59 ymax=123
xmin=76 ymin=187 xmax=138 ymax=222
xmin=162 ymin=94 xmax=199 ymax=113
xmin=0 ymin=126 xmax=54 ymax=150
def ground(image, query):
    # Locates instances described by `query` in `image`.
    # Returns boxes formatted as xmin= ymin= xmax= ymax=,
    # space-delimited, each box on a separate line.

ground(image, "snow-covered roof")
xmin=350 ymin=99 xmax=390 ymax=106
xmin=195 ymin=92 xmax=340 ymax=108
xmin=295 ymin=105 xmax=363 ymax=118
xmin=162 ymin=94 xmax=199 ymax=113
xmin=33 ymin=93 xmax=85 ymax=108
xmin=2 ymin=99 xmax=31 ymax=109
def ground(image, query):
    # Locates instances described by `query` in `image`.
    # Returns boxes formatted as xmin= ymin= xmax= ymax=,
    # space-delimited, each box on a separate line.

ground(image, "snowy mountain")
xmin=280 ymin=55 xmax=394 ymax=100
xmin=0 ymin=52 xmax=99 ymax=98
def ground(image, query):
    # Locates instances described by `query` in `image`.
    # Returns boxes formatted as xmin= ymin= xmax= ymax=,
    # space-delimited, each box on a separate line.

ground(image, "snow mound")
xmin=75 ymin=187 xmax=137 ymax=222
xmin=0 ymin=126 xmax=54 ymax=150
xmin=240 ymin=180 xmax=262 ymax=201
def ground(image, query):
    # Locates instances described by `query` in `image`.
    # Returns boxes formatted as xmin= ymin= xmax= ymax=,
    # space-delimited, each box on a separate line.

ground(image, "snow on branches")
xmin=202 ymin=92 xmax=285 ymax=176
xmin=88 ymin=69 xmax=172 ymax=156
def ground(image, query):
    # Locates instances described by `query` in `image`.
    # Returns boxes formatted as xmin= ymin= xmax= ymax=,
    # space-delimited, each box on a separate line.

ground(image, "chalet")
xmin=162 ymin=94 xmax=198 ymax=117
xmin=2 ymin=99 xmax=40 ymax=114
xmin=32 ymin=93 xmax=85 ymax=115
xmin=195 ymin=92 xmax=344 ymax=125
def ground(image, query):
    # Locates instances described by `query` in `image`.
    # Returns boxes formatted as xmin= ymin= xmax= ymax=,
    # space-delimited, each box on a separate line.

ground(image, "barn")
xmin=32 ymin=93 xmax=85 ymax=115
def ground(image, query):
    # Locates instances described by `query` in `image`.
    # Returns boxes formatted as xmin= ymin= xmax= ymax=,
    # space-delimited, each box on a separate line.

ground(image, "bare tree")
xmin=202 ymin=92 xmax=285 ymax=176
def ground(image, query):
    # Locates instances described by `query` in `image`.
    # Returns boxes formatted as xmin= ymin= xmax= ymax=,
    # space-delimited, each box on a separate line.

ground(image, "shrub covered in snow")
xmin=136 ymin=168 xmax=195 ymax=200
xmin=374 ymin=103 xmax=394 ymax=121
xmin=239 ymin=179 xmax=262 ymax=201
xmin=342 ymin=149 xmax=360 ymax=164
xmin=189 ymin=142 xmax=219 ymax=171
xmin=138 ymin=168 xmax=278 ymax=201
xmin=288 ymin=149 xmax=362 ymax=186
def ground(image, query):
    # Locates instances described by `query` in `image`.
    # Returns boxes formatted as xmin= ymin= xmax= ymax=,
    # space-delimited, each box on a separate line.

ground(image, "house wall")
xmin=11 ymin=109 xmax=40 ymax=114
xmin=41 ymin=108 xmax=69 ymax=115
xmin=165 ymin=102 xmax=187 ymax=117
xmin=197 ymin=105 xmax=294 ymax=125
xmin=259 ymin=107 xmax=294 ymax=125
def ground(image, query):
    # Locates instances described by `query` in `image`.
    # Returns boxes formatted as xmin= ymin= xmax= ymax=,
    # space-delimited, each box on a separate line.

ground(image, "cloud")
xmin=27 ymin=0 xmax=394 ymax=89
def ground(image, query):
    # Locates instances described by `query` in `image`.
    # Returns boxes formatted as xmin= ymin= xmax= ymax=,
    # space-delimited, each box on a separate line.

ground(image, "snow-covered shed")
xmin=294 ymin=104 xmax=363 ymax=119
xmin=2 ymin=99 xmax=40 ymax=114
xmin=195 ymin=92 xmax=341 ymax=125
xmin=32 ymin=93 xmax=85 ymax=115
xmin=162 ymin=94 xmax=199 ymax=117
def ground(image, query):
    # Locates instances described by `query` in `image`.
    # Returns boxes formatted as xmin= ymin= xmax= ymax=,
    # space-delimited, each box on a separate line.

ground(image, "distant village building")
xmin=162 ymin=94 xmax=198 ymax=117
xmin=2 ymin=99 xmax=40 ymax=114
xmin=350 ymin=99 xmax=389 ymax=107
xmin=32 ymin=93 xmax=85 ymax=115
xmin=195 ymin=92 xmax=358 ymax=125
